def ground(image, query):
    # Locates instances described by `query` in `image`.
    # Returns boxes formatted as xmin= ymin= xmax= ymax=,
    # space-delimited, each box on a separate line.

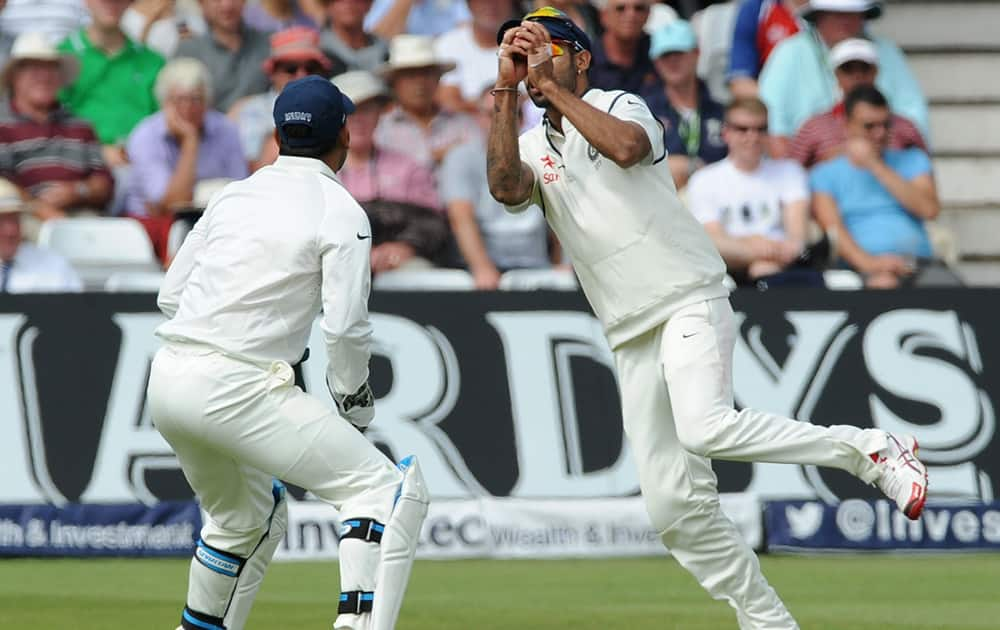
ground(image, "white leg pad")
xmin=186 ymin=542 xmax=244 ymax=625
xmin=223 ymin=488 xmax=288 ymax=630
xmin=370 ymin=456 xmax=429 ymax=630
xmin=333 ymin=537 xmax=380 ymax=630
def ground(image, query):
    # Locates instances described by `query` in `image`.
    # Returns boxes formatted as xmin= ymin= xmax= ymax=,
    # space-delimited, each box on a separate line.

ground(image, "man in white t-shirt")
xmin=488 ymin=8 xmax=928 ymax=629
xmin=687 ymin=96 xmax=827 ymax=285
xmin=434 ymin=0 xmax=517 ymax=114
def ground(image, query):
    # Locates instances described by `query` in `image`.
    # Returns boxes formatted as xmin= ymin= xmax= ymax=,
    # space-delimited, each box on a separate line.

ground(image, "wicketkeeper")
xmin=148 ymin=75 xmax=428 ymax=630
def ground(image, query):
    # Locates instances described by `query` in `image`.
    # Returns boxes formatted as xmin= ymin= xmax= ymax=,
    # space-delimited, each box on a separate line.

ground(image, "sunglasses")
xmin=863 ymin=119 xmax=892 ymax=131
xmin=275 ymin=61 xmax=326 ymax=75
xmin=613 ymin=3 xmax=651 ymax=13
xmin=550 ymin=38 xmax=582 ymax=57
xmin=728 ymin=123 xmax=768 ymax=134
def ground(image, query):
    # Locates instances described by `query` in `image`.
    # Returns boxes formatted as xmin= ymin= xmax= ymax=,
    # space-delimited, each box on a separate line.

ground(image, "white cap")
xmin=829 ymin=38 xmax=879 ymax=68
xmin=800 ymin=0 xmax=882 ymax=21
xmin=331 ymin=70 xmax=389 ymax=106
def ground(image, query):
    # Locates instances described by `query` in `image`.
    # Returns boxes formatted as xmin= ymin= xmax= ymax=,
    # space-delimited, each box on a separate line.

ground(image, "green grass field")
xmin=1 ymin=555 xmax=997 ymax=629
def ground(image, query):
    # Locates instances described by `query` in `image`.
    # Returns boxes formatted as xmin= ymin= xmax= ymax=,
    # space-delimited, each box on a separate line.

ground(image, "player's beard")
xmin=527 ymin=62 xmax=579 ymax=109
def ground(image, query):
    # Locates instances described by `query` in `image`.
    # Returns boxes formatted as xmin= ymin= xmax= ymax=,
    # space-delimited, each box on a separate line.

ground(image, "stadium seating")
xmin=372 ymin=268 xmax=476 ymax=291
xmin=37 ymin=217 xmax=161 ymax=290
xmin=497 ymin=268 xmax=578 ymax=291
xmin=104 ymin=271 xmax=167 ymax=293
xmin=872 ymin=0 xmax=1000 ymax=285
xmin=822 ymin=269 xmax=865 ymax=291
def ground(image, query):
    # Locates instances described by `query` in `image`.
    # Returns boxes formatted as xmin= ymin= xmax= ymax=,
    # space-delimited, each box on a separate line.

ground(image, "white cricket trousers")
xmin=147 ymin=343 xmax=403 ymax=623
xmin=614 ymin=298 xmax=887 ymax=630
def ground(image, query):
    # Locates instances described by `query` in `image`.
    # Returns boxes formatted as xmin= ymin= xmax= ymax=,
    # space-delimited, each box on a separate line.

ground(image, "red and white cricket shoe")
xmin=871 ymin=433 xmax=928 ymax=520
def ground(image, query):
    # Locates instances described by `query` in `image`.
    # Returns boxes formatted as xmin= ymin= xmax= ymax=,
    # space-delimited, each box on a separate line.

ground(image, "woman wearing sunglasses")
xmin=230 ymin=26 xmax=333 ymax=170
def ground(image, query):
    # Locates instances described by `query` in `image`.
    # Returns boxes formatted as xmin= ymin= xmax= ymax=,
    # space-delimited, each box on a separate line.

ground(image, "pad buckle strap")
xmin=340 ymin=517 xmax=384 ymax=543
xmin=338 ymin=590 xmax=374 ymax=615
xmin=181 ymin=606 xmax=226 ymax=630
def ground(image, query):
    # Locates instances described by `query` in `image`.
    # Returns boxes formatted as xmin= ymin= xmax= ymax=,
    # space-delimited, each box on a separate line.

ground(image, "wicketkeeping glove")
xmin=330 ymin=379 xmax=375 ymax=429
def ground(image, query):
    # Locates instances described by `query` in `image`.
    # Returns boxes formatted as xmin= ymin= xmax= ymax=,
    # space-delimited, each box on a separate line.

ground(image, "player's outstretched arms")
xmin=546 ymin=91 xmax=651 ymax=169
xmin=519 ymin=21 xmax=651 ymax=169
xmin=486 ymin=99 xmax=535 ymax=205
xmin=487 ymin=28 xmax=536 ymax=206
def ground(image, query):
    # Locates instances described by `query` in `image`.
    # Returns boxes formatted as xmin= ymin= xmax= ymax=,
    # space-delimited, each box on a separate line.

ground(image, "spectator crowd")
xmin=0 ymin=0 xmax=959 ymax=293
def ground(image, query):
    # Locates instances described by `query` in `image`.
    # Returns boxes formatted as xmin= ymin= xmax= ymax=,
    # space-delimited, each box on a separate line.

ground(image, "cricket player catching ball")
xmin=486 ymin=7 xmax=928 ymax=629
xmin=148 ymin=75 xmax=428 ymax=630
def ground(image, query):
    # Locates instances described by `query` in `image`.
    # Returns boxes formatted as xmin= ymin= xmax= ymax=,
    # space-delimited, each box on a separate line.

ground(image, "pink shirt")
xmin=339 ymin=148 xmax=441 ymax=211
xmin=790 ymin=104 xmax=927 ymax=169
xmin=373 ymin=106 xmax=478 ymax=172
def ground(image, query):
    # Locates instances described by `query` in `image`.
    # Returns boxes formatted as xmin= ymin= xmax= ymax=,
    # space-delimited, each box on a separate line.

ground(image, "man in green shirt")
xmin=59 ymin=0 xmax=164 ymax=160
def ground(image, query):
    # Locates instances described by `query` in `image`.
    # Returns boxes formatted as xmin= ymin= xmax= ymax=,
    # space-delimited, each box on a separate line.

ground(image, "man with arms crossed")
xmin=148 ymin=75 xmax=428 ymax=630
xmin=487 ymin=8 xmax=927 ymax=629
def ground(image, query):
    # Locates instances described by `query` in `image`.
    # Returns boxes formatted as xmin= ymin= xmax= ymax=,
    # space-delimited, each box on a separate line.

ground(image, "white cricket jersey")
xmin=156 ymin=155 xmax=374 ymax=398
xmin=508 ymin=88 xmax=728 ymax=348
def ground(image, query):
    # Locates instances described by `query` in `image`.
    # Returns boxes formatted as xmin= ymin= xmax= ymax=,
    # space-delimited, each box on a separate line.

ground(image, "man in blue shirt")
xmin=588 ymin=0 xmax=659 ymax=94
xmin=643 ymin=20 xmax=727 ymax=189
xmin=811 ymin=85 xmax=957 ymax=288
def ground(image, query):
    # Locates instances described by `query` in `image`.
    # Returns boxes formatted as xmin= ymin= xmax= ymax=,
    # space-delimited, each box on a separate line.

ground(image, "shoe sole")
xmin=902 ymin=438 xmax=928 ymax=520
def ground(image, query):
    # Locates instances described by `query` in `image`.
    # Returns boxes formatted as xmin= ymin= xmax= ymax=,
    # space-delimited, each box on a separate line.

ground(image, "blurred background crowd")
xmin=0 ymin=0 xmax=986 ymax=294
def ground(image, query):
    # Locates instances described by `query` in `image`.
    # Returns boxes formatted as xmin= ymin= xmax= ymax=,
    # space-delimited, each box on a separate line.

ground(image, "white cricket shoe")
xmin=871 ymin=433 xmax=928 ymax=520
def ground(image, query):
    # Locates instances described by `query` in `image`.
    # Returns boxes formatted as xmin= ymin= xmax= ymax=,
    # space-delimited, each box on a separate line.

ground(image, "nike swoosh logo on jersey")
xmin=357 ymin=233 xmax=371 ymax=240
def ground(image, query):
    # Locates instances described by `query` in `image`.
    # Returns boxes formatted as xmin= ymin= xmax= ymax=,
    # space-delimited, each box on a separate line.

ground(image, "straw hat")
xmin=1 ymin=32 xmax=80 ymax=90
xmin=378 ymin=35 xmax=456 ymax=78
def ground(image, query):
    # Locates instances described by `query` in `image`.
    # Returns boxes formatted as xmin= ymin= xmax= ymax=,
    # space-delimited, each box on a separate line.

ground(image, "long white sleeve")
xmin=319 ymin=203 xmax=374 ymax=398
xmin=157 ymin=215 xmax=208 ymax=319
